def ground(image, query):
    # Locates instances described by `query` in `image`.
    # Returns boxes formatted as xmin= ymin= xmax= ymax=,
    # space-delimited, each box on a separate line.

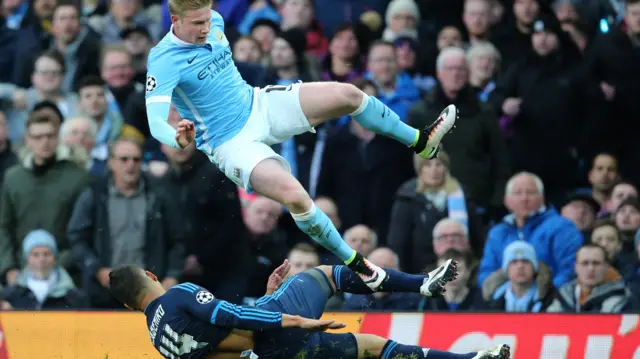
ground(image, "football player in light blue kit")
xmin=145 ymin=0 xmax=458 ymax=291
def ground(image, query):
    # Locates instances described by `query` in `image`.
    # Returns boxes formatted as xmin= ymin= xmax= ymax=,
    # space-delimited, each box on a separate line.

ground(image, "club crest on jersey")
xmin=214 ymin=29 xmax=229 ymax=46
xmin=196 ymin=290 xmax=214 ymax=304
xmin=146 ymin=75 xmax=157 ymax=92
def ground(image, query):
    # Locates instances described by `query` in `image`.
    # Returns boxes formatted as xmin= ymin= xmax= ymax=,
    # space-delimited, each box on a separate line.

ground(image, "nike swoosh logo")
xmin=187 ymin=54 xmax=198 ymax=64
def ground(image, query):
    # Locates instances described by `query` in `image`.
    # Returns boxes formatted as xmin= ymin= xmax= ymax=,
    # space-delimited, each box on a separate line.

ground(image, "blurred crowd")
xmin=0 ymin=0 xmax=639 ymax=314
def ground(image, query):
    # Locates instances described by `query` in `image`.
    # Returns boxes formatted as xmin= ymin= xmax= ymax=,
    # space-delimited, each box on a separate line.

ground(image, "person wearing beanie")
xmin=383 ymin=0 xmax=421 ymax=41
xmin=0 ymin=229 xmax=87 ymax=310
xmin=482 ymin=240 xmax=555 ymax=312
xmin=250 ymin=18 xmax=281 ymax=57
xmin=614 ymin=197 xmax=640 ymax=246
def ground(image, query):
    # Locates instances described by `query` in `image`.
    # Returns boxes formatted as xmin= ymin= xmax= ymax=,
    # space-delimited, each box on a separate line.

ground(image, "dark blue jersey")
xmin=144 ymin=283 xmax=283 ymax=359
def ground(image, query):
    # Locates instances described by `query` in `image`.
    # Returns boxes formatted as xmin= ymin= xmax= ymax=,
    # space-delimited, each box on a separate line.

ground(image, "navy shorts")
xmin=253 ymin=268 xmax=358 ymax=359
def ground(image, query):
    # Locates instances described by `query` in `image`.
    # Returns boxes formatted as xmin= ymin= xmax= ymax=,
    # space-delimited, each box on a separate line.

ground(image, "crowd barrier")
xmin=0 ymin=312 xmax=638 ymax=358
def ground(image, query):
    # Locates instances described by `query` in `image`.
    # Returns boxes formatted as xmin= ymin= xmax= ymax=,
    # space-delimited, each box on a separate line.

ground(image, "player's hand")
xmin=96 ymin=267 xmax=112 ymax=288
xmin=502 ymin=97 xmax=522 ymax=116
xmin=298 ymin=317 xmax=346 ymax=332
xmin=265 ymin=259 xmax=291 ymax=295
xmin=0 ymin=301 xmax=13 ymax=311
xmin=176 ymin=120 xmax=195 ymax=149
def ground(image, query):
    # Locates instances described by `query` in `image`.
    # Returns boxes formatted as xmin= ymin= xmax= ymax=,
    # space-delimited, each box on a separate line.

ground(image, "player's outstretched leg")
xmin=298 ymin=83 xmax=457 ymax=159
xmin=355 ymin=334 xmax=511 ymax=359
xmin=249 ymin=159 xmax=388 ymax=291
xmin=328 ymin=259 xmax=458 ymax=297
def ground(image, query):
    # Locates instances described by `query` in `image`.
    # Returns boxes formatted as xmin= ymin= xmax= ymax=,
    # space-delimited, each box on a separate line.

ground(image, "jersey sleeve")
xmin=173 ymin=284 xmax=283 ymax=331
xmin=145 ymin=49 xmax=181 ymax=148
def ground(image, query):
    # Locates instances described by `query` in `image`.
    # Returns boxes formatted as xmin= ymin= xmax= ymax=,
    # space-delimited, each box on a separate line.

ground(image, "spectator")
xmin=87 ymin=0 xmax=161 ymax=44
xmin=587 ymin=153 xmax=619 ymax=207
xmin=237 ymin=0 xmax=280 ymax=35
xmin=603 ymin=181 xmax=638 ymax=218
xmin=279 ymin=0 xmax=328 ymax=58
xmin=365 ymin=40 xmax=421 ymax=122
xmin=316 ymin=78 xmax=414 ymax=242
xmin=560 ymin=192 xmax=600 ymax=238
xmin=628 ymin=230 xmax=640 ymax=299
xmin=409 ymin=47 xmax=510 ymax=219
xmin=76 ymin=76 xmax=127 ymax=148
xmin=462 ymin=0 xmax=492 ymax=46
xmin=160 ymin=142 xmax=249 ymax=304
xmin=0 ymin=112 xmax=18 ymax=188
xmin=591 ymin=219 xmax=636 ymax=282
xmin=489 ymin=14 xmax=588 ymax=205
xmin=419 ymin=248 xmax=485 ymax=311
xmin=67 ymin=137 xmax=184 ymax=308
xmin=250 ymin=18 xmax=280 ymax=59
xmin=232 ymin=35 xmax=263 ymax=64
xmin=482 ymin=241 xmax=555 ymax=312
xmin=382 ymin=0 xmax=420 ymax=41
xmin=344 ymin=224 xmax=377 ymax=258
xmin=387 ymin=152 xmax=483 ymax=274
xmin=320 ymin=24 xmax=362 ymax=83
xmin=286 ymin=242 xmax=319 ymax=278
xmin=343 ymin=247 xmax=422 ymax=311
xmin=270 ymin=29 xmax=315 ymax=84
xmin=0 ymin=113 xmax=88 ymax=285
xmin=100 ymin=45 xmax=144 ymax=112
xmin=490 ymin=0 xmax=540 ymax=70
xmin=584 ymin=0 xmax=640 ymax=186
xmin=120 ymin=25 xmax=153 ymax=84
xmin=466 ymin=41 xmax=501 ymax=103
xmin=614 ymin=198 xmax=640 ymax=245
xmin=0 ymin=51 xmax=78 ymax=142
xmin=394 ymin=34 xmax=434 ymax=92
xmin=59 ymin=116 xmax=102 ymax=174
xmin=1 ymin=230 xmax=87 ymax=310
xmin=13 ymin=1 xmax=101 ymax=92
xmin=547 ymin=243 xmax=637 ymax=313
xmin=479 ymin=172 xmax=583 ymax=288
xmin=242 ymin=196 xmax=289 ymax=299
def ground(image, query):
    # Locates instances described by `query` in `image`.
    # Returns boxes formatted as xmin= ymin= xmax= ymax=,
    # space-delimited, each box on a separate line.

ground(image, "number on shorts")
xmin=265 ymin=84 xmax=293 ymax=93
xmin=158 ymin=324 xmax=207 ymax=358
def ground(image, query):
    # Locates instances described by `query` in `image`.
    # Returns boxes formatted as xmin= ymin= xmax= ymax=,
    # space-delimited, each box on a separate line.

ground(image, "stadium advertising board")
xmin=0 ymin=312 xmax=637 ymax=358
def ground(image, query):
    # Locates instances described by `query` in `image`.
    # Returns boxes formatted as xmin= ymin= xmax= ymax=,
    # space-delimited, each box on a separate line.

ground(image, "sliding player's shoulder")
xmin=170 ymin=283 xmax=216 ymax=304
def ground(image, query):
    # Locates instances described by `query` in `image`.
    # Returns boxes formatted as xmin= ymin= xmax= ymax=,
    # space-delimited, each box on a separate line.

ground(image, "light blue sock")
xmin=351 ymin=94 xmax=418 ymax=147
xmin=292 ymin=204 xmax=355 ymax=263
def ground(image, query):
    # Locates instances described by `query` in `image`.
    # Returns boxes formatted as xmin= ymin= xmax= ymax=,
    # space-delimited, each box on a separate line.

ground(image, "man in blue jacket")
xmin=479 ymin=172 xmax=583 ymax=288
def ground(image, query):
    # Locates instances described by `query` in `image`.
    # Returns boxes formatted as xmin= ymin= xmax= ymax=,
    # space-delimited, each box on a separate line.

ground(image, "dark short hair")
xmin=53 ymin=0 xmax=81 ymax=21
xmin=577 ymin=243 xmax=607 ymax=262
xmin=77 ymin=75 xmax=106 ymax=92
xmin=35 ymin=50 xmax=66 ymax=74
xmin=439 ymin=248 xmax=474 ymax=267
xmin=109 ymin=264 xmax=148 ymax=309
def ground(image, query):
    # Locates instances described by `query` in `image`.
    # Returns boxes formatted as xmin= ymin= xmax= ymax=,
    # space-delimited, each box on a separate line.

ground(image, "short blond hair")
xmin=168 ymin=0 xmax=212 ymax=17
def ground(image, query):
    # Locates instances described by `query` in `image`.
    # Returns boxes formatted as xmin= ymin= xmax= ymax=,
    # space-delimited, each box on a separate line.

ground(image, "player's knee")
xmin=337 ymin=83 xmax=364 ymax=112
xmin=280 ymin=184 xmax=311 ymax=213
xmin=316 ymin=265 xmax=335 ymax=286
xmin=354 ymin=334 xmax=388 ymax=358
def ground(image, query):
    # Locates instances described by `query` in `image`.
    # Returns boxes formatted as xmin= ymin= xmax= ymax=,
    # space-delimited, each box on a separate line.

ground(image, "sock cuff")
xmin=349 ymin=92 xmax=369 ymax=116
xmin=290 ymin=203 xmax=317 ymax=222
xmin=381 ymin=340 xmax=398 ymax=359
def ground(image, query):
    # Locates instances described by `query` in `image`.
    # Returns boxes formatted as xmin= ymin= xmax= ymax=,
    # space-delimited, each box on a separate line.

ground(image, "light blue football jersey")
xmin=145 ymin=10 xmax=254 ymax=152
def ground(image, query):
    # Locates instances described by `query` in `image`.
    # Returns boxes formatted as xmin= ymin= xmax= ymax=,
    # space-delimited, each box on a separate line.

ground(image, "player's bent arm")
xmin=210 ymin=300 xmax=295 ymax=331
xmin=146 ymin=101 xmax=181 ymax=148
